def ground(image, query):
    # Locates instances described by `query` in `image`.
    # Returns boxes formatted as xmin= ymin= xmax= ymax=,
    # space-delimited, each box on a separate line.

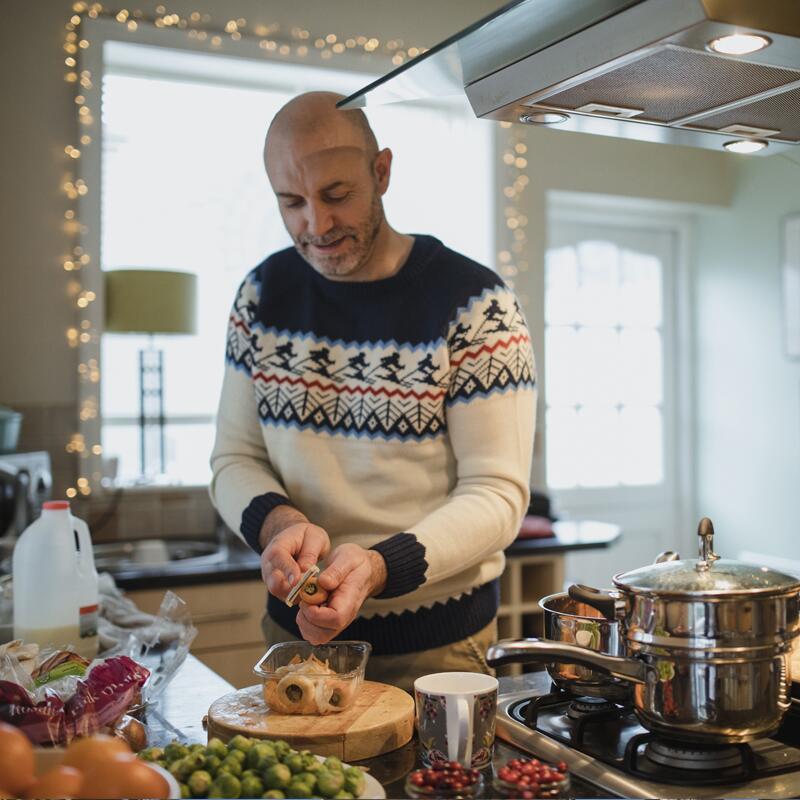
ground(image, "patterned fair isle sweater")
xmin=209 ymin=234 xmax=537 ymax=655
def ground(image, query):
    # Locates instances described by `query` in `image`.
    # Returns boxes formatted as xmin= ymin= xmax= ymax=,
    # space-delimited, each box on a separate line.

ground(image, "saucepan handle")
xmin=567 ymin=583 xmax=619 ymax=619
xmin=485 ymin=638 xmax=647 ymax=684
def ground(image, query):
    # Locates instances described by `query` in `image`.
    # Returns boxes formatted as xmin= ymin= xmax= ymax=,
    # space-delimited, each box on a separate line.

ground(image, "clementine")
xmin=0 ymin=721 xmax=35 ymax=796
xmin=61 ymin=733 xmax=132 ymax=774
xmin=24 ymin=765 xmax=83 ymax=800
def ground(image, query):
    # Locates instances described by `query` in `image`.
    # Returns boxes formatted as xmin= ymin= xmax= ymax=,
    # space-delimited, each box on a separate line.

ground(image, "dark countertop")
xmin=143 ymin=655 xmax=612 ymax=799
xmin=111 ymin=520 xmax=621 ymax=591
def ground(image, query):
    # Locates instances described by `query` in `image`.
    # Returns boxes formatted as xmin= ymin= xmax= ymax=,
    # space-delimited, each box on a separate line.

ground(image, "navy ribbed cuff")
xmin=241 ymin=492 xmax=294 ymax=554
xmin=369 ymin=532 xmax=427 ymax=599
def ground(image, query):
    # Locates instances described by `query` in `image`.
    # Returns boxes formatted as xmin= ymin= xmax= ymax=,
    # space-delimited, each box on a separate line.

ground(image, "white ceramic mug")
xmin=413 ymin=671 xmax=498 ymax=768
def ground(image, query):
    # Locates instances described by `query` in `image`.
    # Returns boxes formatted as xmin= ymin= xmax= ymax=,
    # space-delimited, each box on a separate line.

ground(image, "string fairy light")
xmin=60 ymin=3 xmax=524 ymax=498
xmin=496 ymin=121 xmax=530 ymax=307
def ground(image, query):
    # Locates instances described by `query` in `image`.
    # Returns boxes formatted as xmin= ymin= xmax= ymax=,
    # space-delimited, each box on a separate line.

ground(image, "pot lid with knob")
xmin=612 ymin=517 xmax=800 ymax=597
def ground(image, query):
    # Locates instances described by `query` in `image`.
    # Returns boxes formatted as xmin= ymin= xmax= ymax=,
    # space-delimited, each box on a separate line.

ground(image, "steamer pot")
xmin=488 ymin=518 xmax=800 ymax=743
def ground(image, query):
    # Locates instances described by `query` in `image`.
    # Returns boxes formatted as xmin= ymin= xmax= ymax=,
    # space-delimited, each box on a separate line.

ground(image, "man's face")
xmin=268 ymin=144 xmax=386 ymax=280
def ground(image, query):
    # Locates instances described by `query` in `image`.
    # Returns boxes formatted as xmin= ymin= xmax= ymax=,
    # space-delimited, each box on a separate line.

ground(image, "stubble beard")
xmin=294 ymin=192 xmax=384 ymax=280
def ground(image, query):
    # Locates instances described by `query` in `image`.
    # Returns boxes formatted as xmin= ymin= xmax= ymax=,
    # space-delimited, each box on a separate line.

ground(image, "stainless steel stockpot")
xmin=488 ymin=518 xmax=800 ymax=744
xmin=539 ymin=592 xmax=630 ymax=702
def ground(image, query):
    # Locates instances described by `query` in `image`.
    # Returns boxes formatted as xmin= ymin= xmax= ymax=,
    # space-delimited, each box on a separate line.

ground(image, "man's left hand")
xmin=296 ymin=544 xmax=387 ymax=644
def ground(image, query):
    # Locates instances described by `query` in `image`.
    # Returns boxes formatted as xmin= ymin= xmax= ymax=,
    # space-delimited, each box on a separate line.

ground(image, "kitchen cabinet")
xmin=127 ymin=579 xmax=266 ymax=688
xmin=497 ymin=553 xmax=564 ymax=677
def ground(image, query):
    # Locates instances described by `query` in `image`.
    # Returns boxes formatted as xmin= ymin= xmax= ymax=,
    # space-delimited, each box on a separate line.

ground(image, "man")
xmin=210 ymin=92 xmax=536 ymax=691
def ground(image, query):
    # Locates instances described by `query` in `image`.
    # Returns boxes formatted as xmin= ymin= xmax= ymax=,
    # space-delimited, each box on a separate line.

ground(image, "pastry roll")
xmin=315 ymin=678 xmax=355 ymax=714
xmin=263 ymin=679 xmax=293 ymax=714
xmin=277 ymin=673 xmax=317 ymax=714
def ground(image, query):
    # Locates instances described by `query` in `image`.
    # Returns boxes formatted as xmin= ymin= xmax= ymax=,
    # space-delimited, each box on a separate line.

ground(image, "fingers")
xmin=296 ymin=605 xmax=338 ymax=645
xmin=262 ymin=523 xmax=331 ymax=590
xmin=297 ymin=525 xmax=331 ymax=572
xmin=318 ymin=544 xmax=364 ymax=591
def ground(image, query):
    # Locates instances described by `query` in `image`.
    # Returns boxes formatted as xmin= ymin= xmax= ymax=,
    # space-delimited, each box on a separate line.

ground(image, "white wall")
xmin=693 ymin=154 xmax=800 ymax=564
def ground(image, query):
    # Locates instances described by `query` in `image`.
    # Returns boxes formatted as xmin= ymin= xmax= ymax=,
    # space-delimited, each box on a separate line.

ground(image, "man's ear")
xmin=373 ymin=148 xmax=393 ymax=195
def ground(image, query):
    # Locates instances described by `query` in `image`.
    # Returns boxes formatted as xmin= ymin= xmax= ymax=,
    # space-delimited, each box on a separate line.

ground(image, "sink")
xmin=92 ymin=538 xmax=227 ymax=572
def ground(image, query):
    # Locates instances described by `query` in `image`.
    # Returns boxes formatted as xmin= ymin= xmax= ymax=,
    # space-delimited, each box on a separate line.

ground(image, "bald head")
xmin=265 ymin=91 xmax=379 ymax=167
xmin=263 ymin=91 xmax=394 ymax=281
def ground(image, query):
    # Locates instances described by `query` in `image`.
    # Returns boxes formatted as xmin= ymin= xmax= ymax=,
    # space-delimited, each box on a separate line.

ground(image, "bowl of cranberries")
xmin=493 ymin=756 xmax=570 ymax=798
xmin=405 ymin=761 xmax=484 ymax=798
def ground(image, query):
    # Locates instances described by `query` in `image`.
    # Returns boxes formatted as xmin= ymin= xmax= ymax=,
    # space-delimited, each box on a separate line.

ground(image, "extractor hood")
xmin=339 ymin=0 xmax=800 ymax=155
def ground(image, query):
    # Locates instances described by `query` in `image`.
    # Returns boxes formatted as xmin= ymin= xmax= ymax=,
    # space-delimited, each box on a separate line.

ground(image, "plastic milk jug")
xmin=12 ymin=500 xmax=98 ymax=657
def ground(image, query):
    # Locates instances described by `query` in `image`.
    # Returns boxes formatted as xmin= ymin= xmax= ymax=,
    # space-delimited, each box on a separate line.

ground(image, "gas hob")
xmin=496 ymin=673 xmax=800 ymax=799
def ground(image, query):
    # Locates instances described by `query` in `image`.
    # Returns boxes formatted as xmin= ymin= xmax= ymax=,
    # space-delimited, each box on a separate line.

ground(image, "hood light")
xmin=519 ymin=111 xmax=569 ymax=125
xmin=723 ymin=139 xmax=768 ymax=154
xmin=707 ymin=34 xmax=771 ymax=55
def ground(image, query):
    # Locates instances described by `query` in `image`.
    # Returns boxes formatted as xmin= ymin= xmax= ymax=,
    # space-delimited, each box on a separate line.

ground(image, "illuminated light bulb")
xmin=707 ymin=33 xmax=770 ymax=55
xmin=326 ymin=33 xmax=337 ymax=44
xmin=723 ymin=139 xmax=767 ymax=154
xmin=66 ymin=487 xmax=77 ymax=498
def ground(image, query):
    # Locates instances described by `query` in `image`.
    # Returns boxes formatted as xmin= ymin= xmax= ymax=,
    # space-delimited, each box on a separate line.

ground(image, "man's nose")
xmin=305 ymin=201 xmax=334 ymax=237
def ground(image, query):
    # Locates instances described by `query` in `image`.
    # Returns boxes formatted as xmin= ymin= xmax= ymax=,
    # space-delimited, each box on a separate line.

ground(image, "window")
xmin=99 ymin=42 xmax=494 ymax=485
xmin=545 ymin=219 xmax=674 ymax=492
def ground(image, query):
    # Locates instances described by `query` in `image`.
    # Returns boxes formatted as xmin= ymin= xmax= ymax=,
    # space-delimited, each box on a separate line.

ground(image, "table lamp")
xmin=104 ymin=269 xmax=197 ymax=479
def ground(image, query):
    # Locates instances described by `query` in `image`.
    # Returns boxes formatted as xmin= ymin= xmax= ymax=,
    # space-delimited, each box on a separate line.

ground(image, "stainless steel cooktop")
xmin=497 ymin=673 xmax=800 ymax=799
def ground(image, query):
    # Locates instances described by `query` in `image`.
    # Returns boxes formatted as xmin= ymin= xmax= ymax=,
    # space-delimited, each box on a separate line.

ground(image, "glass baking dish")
xmin=253 ymin=641 xmax=371 ymax=715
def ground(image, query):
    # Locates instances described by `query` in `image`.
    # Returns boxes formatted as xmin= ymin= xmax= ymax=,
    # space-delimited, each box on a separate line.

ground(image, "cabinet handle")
xmin=192 ymin=610 xmax=251 ymax=625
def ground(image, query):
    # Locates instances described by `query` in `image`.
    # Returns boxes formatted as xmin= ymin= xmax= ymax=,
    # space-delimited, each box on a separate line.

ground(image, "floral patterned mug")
xmin=413 ymin=672 xmax=498 ymax=769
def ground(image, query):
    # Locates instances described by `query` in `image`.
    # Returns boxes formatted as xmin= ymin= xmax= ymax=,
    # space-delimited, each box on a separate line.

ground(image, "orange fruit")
xmin=61 ymin=733 xmax=131 ymax=774
xmin=77 ymin=753 xmax=169 ymax=800
xmin=0 ymin=721 xmax=35 ymax=796
xmin=24 ymin=765 xmax=83 ymax=800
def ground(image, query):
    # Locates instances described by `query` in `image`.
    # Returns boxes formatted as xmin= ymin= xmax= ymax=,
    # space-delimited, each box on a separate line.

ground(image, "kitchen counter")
xmin=110 ymin=519 xmax=621 ymax=592
xmin=143 ymin=655 xmax=613 ymax=798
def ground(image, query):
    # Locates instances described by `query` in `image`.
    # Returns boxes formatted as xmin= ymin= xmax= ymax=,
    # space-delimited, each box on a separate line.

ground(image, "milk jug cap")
xmin=43 ymin=500 xmax=70 ymax=510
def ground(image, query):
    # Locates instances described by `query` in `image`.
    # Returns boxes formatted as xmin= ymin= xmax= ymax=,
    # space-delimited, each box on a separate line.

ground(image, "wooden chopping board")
xmin=206 ymin=680 xmax=415 ymax=761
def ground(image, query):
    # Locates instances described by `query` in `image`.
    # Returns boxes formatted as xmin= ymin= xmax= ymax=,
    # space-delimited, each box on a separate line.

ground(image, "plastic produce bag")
xmin=0 ymin=653 xmax=149 ymax=745
xmin=101 ymin=590 xmax=197 ymax=708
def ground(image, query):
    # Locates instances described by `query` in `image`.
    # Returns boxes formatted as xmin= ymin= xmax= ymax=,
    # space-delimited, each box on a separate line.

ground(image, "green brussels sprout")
xmin=296 ymin=771 xmax=318 ymax=786
xmin=205 ymin=755 xmax=222 ymax=776
xmin=229 ymin=734 xmax=255 ymax=754
xmin=156 ymin=759 xmax=168 ymax=770
xmin=186 ymin=752 xmax=207 ymax=772
xmin=219 ymin=756 xmax=244 ymax=778
xmin=301 ymin=759 xmax=323 ymax=774
xmin=263 ymin=763 xmax=292 ymax=791
xmin=241 ymin=773 xmax=265 ymax=798
xmin=322 ymin=757 xmax=343 ymax=773
xmin=248 ymin=742 xmax=277 ymax=770
xmin=190 ymin=743 xmax=207 ymax=754
xmin=284 ymin=753 xmax=305 ymax=775
xmin=333 ymin=793 xmax=354 ymax=800
xmin=272 ymin=740 xmax=292 ymax=758
xmin=179 ymin=782 xmax=191 ymax=799
xmin=343 ymin=767 xmax=365 ymax=798
xmin=138 ymin=746 xmax=164 ymax=763
xmin=169 ymin=758 xmax=194 ymax=783
xmin=188 ymin=769 xmax=213 ymax=797
xmin=261 ymin=792 xmax=286 ymax=800
xmin=286 ymin=778 xmax=316 ymax=799
xmin=316 ymin=768 xmax=345 ymax=798
xmin=209 ymin=772 xmax=242 ymax=799
xmin=229 ymin=748 xmax=248 ymax=765
xmin=165 ymin=741 xmax=191 ymax=762
xmin=206 ymin=738 xmax=229 ymax=760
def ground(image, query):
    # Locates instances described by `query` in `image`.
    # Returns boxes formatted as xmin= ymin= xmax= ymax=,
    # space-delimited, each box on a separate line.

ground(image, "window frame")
xmin=76 ymin=18 xmax=499 ymax=491
xmin=543 ymin=194 xmax=695 ymax=538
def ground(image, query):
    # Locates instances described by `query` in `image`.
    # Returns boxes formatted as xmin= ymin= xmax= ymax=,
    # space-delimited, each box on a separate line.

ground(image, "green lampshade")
xmin=104 ymin=269 xmax=197 ymax=334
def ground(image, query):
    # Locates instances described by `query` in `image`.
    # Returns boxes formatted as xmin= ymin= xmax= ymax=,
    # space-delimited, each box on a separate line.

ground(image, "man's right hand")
xmin=259 ymin=507 xmax=331 ymax=602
